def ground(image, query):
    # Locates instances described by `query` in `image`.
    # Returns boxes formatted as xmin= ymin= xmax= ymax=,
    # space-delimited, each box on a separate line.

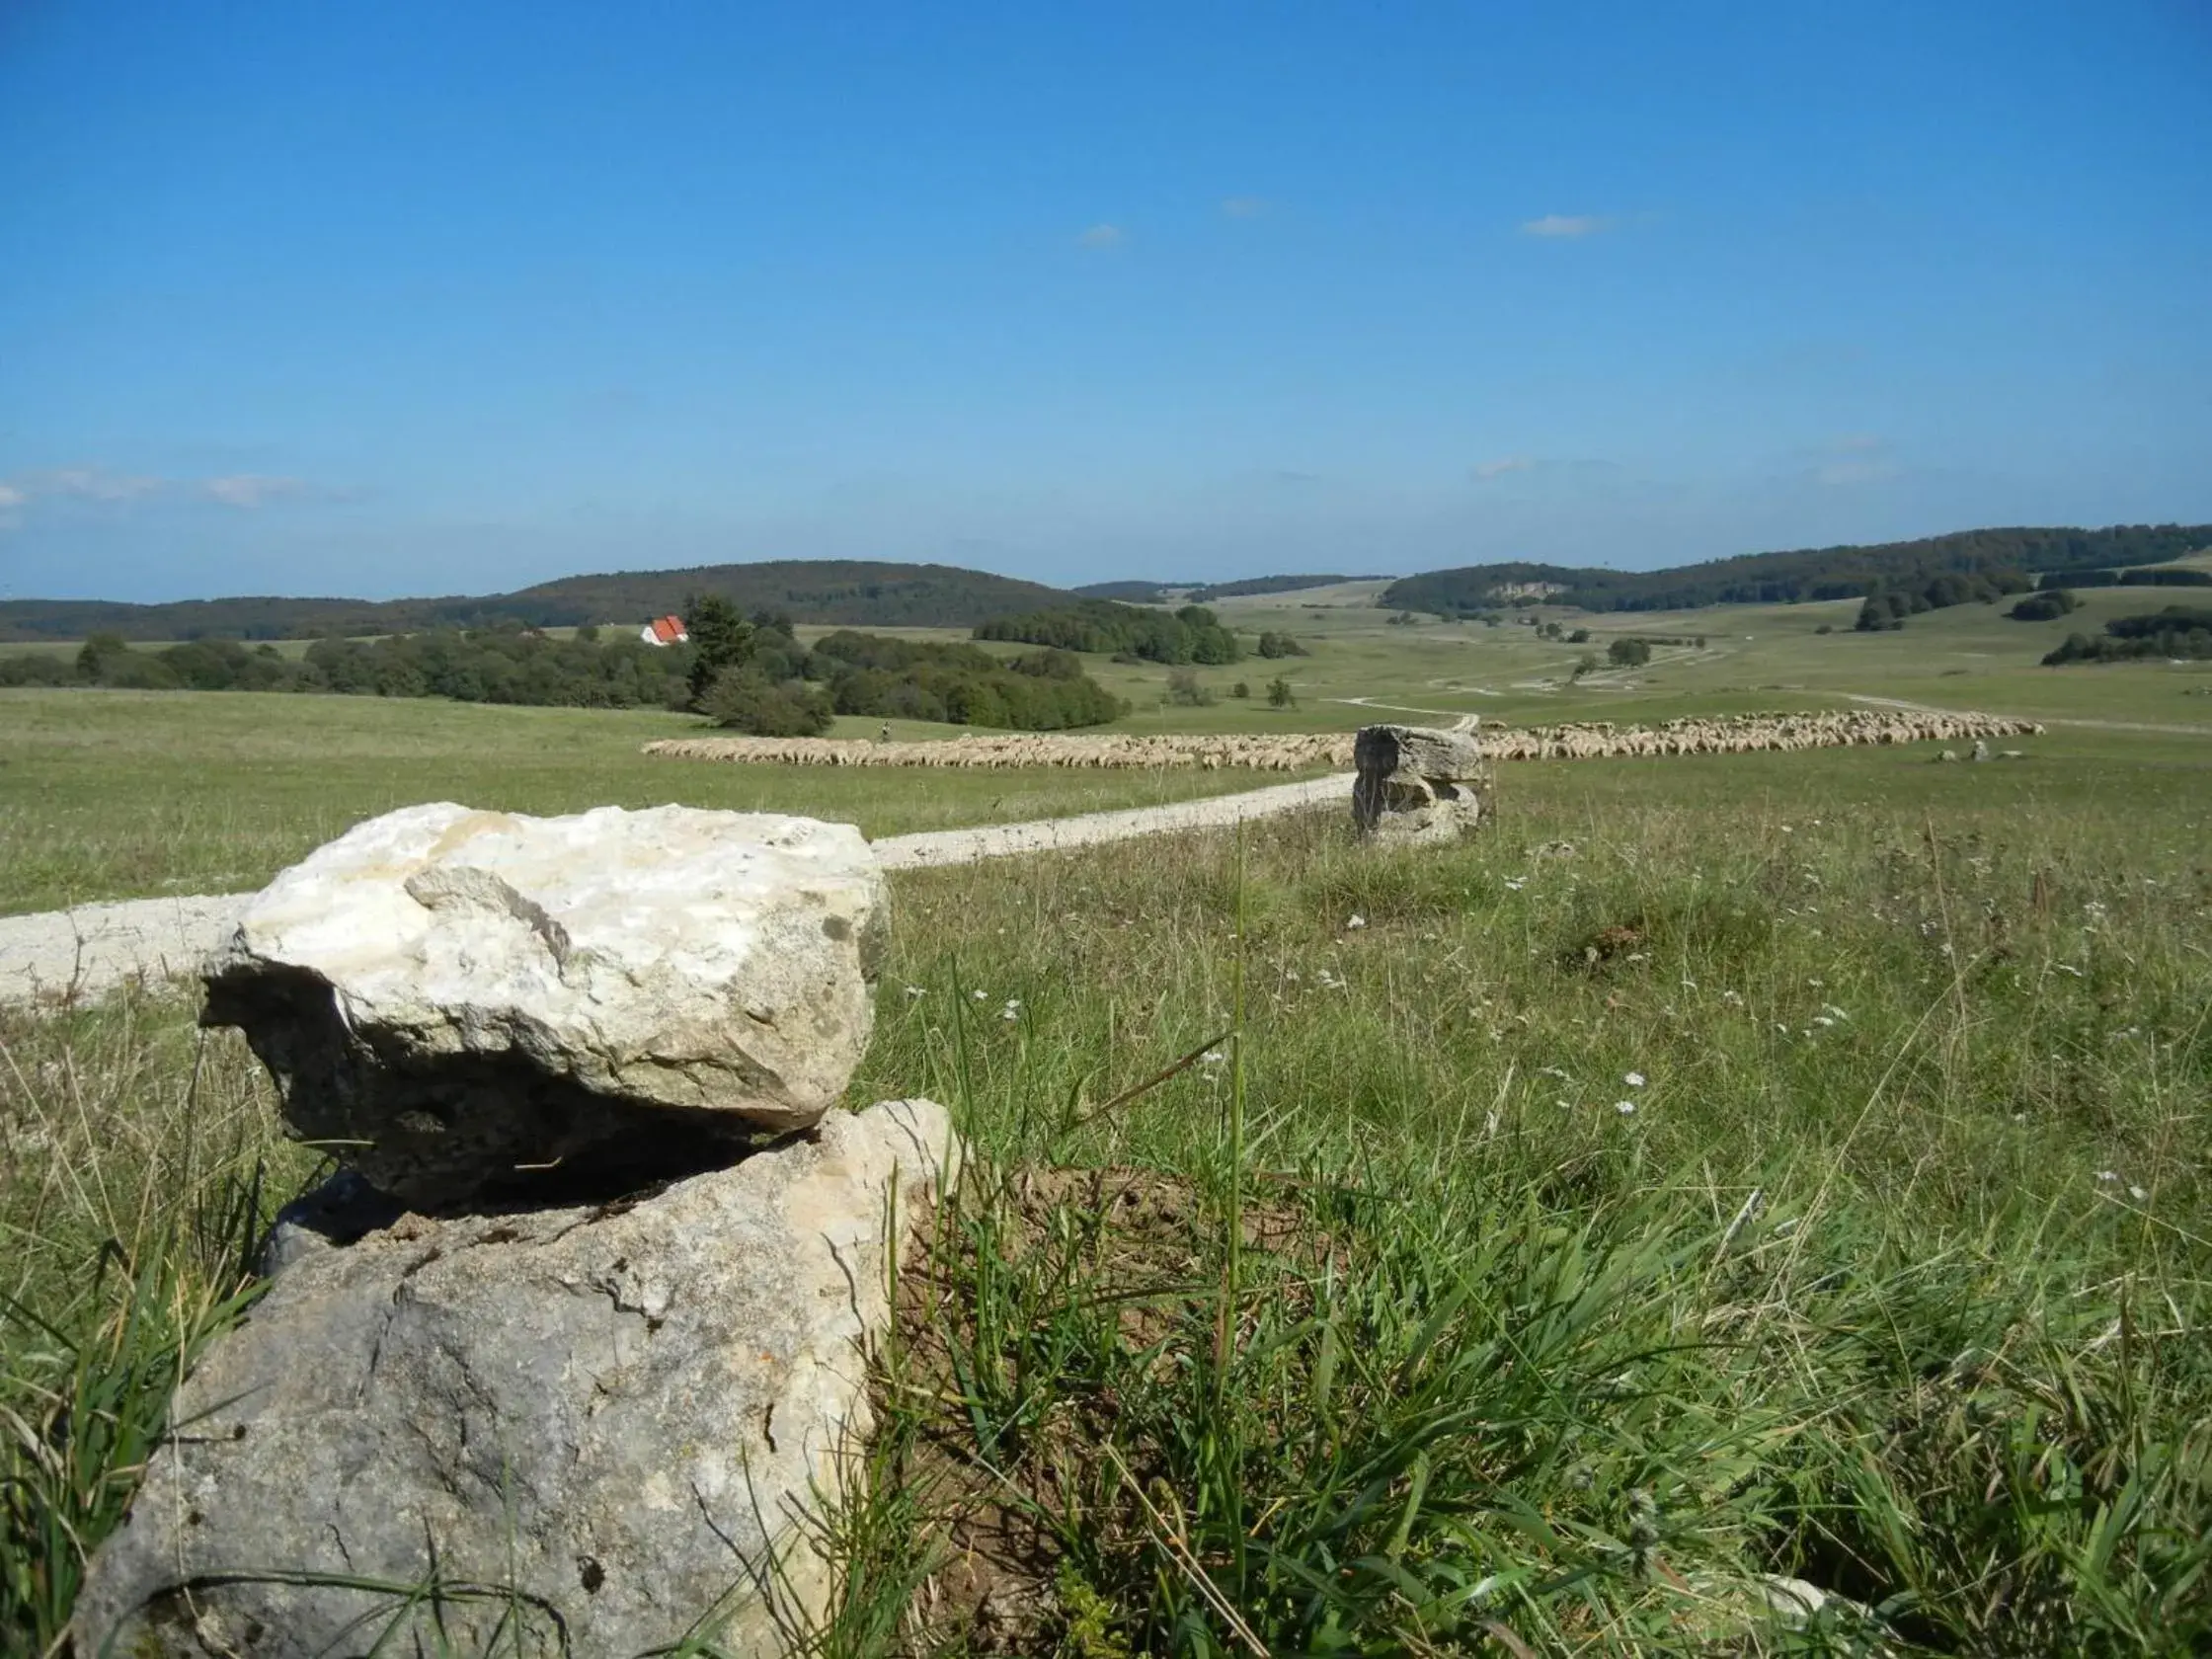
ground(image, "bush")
xmin=703 ymin=668 xmax=835 ymax=736
xmin=2009 ymin=590 xmax=2080 ymax=622
xmin=1607 ymin=637 xmax=1652 ymax=668
xmin=1266 ymin=676 xmax=1295 ymax=708
xmin=1165 ymin=669 xmax=1215 ymax=706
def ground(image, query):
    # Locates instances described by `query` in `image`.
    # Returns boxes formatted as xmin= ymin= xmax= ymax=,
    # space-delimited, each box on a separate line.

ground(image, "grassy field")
xmin=4 ymin=593 xmax=2209 ymax=1653
xmin=0 ymin=690 xmax=1310 ymax=916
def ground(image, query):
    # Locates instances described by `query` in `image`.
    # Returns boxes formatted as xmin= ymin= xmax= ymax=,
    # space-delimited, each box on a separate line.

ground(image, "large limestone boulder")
xmin=202 ymin=803 xmax=887 ymax=1208
xmin=73 ymin=1098 xmax=958 ymax=1659
xmin=1352 ymin=723 xmax=1486 ymax=844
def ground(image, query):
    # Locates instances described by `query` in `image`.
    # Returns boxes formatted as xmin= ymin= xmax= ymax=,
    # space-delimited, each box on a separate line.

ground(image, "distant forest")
xmin=1070 ymin=573 xmax=1387 ymax=603
xmin=1382 ymin=526 xmax=2212 ymax=617
xmin=976 ymin=598 xmax=1243 ymax=664
xmin=0 ymin=606 xmax=1128 ymax=733
xmin=0 ymin=560 xmax=1071 ymax=643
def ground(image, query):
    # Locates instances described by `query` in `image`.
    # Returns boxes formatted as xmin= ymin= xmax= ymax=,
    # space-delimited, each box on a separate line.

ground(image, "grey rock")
xmin=1352 ymin=724 xmax=1486 ymax=844
xmin=73 ymin=1098 xmax=959 ymax=1659
xmin=202 ymin=803 xmax=887 ymax=1207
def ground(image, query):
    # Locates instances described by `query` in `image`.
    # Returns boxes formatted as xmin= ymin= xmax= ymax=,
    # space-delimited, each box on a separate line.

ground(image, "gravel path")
xmin=0 ymin=774 xmax=1351 ymax=1007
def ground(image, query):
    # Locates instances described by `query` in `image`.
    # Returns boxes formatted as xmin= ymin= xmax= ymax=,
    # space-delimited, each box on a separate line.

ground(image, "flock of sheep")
xmin=645 ymin=708 xmax=2043 ymax=771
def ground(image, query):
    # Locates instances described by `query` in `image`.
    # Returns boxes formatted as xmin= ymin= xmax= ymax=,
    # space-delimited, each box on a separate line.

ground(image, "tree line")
xmin=2042 ymin=607 xmax=2212 ymax=666
xmin=1854 ymin=569 xmax=2032 ymax=631
xmin=975 ymin=598 xmax=1244 ymax=664
xmin=1 ymin=598 xmax=1131 ymax=734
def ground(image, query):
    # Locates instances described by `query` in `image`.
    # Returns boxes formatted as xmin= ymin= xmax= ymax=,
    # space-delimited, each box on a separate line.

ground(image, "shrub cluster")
xmin=2008 ymin=589 xmax=2080 ymax=621
xmin=1253 ymin=631 xmax=1307 ymax=658
xmin=975 ymin=599 xmax=1242 ymax=664
xmin=2037 ymin=565 xmax=2212 ymax=592
xmin=806 ymin=630 xmax=1125 ymax=730
xmin=2042 ymin=606 xmax=2212 ymax=665
xmin=1855 ymin=569 xmax=2032 ymax=630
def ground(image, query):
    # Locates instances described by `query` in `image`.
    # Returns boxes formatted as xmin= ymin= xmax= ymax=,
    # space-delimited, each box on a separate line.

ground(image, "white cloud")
xmin=1520 ymin=214 xmax=1609 ymax=238
xmin=1076 ymin=223 xmax=1125 ymax=249
xmin=1832 ymin=433 xmax=1886 ymax=453
xmin=40 ymin=465 xmax=165 ymax=502
xmin=200 ymin=474 xmax=319 ymax=508
xmin=1471 ymin=457 xmax=1536 ymax=480
xmin=0 ymin=484 xmax=24 ymax=509
xmin=1221 ymin=197 xmax=1267 ymax=218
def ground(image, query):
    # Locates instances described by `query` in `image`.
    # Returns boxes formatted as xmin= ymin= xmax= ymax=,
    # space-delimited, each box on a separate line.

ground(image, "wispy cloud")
xmin=35 ymin=465 xmax=165 ymax=502
xmin=1808 ymin=434 xmax=1899 ymax=486
xmin=1221 ymin=197 xmax=1268 ymax=219
xmin=199 ymin=474 xmax=324 ymax=508
xmin=1520 ymin=213 xmax=1609 ymax=238
xmin=1814 ymin=459 xmax=1899 ymax=487
xmin=0 ymin=465 xmax=347 ymax=514
xmin=1471 ymin=457 xmax=1536 ymax=480
xmin=1075 ymin=223 xmax=1125 ymax=249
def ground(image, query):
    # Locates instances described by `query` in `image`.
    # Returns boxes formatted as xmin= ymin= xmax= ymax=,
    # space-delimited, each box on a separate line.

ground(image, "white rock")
xmin=202 ymin=803 xmax=886 ymax=1206
xmin=73 ymin=1098 xmax=959 ymax=1659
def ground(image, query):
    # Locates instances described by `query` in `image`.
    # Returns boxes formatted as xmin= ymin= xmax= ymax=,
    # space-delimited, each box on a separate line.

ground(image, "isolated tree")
xmin=685 ymin=593 xmax=754 ymax=708
xmin=76 ymin=631 xmax=131 ymax=682
xmin=1266 ymin=676 xmax=1295 ymax=708
xmin=1230 ymin=680 xmax=1250 ymax=698
xmin=1572 ymin=654 xmax=1599 ymax=678
xmin=1165 ymin=668 xmax=1214 ymax=706
xmin=1567 ymin=627 xmax=1591 ymax=644
xmin=1607 ymin=637 xmax=1652 ymax=668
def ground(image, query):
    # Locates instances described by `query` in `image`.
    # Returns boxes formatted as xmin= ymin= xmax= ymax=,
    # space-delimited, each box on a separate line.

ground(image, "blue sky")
xmin=2 ymin=1 xmax=2208 ymax=601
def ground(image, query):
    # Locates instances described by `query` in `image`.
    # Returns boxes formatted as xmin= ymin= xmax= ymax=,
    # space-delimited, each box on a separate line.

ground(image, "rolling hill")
xmin=1071 ymin=573 xmax=1390 ymax=604
xmin=0 ymin=560 xmax=1073 ymax=643
xmin=1383 ymin=525 xmax=2212 ymax=616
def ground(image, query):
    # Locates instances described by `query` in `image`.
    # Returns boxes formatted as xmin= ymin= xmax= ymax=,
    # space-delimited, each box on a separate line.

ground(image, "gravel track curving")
xmin=0 ymin=775 xmax=1351 ymax=1008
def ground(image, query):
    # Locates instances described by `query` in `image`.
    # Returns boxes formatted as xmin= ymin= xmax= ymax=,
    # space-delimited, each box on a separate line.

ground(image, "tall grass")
xmin=2 ymin=750 xmax=2206 ymax=1653
xmin=0 ymin=994 xmax=311 ymax=1654
xmin=836 ymin=777 xmax=2211 ymax=1654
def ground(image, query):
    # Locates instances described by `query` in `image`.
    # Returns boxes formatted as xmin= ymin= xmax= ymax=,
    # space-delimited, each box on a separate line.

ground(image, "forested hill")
xmin=0 ymin=560 xmax=1072 ymax=642
xmin=1071 ymin=573 xmax=1388 ymax=603
xmin=1382 ymin=525 xmax=2212 ymax=615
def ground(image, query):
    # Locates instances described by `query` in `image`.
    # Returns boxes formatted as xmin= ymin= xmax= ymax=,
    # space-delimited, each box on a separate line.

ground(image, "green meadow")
xmin=3 ymin=594 xmax=2209 ymax=1653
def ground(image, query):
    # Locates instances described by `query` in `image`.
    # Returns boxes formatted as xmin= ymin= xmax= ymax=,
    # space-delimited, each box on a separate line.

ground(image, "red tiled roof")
xmin=648 ymin=615 xmax=687 ymax=643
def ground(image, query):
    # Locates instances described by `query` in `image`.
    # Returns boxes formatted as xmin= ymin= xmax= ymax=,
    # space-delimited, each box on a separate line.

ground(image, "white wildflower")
xmin=1503 ymin=877 xmax=1527 ymax=892
xmin=905 ymin=985 xmax=926 ymax=997
xmin=971 ymin=988 xmax=988 ymax=1000
xmin=2129 ymin=1185 xmax=2150 ymax=1203
xmin=1346 ymin=913 xmax=1367 ymax=930
xmin=2094 ymin=1170 xmax=2118 ymax=1183
xmin=1623 ymin=1071 xmax=1645 ymax=1087
xmin=1614 ymin=1100 xmax=1637 ymax=1116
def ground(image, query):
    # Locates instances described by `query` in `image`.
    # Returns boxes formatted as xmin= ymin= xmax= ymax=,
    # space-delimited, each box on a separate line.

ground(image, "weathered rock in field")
xmin=72 ymin=1097 xmax=958 ymax=1659
xmin=1352 ymin=723 xmax=1486 ymax=844
xmin=201 ymin=803 xmax=887 ymax=1207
